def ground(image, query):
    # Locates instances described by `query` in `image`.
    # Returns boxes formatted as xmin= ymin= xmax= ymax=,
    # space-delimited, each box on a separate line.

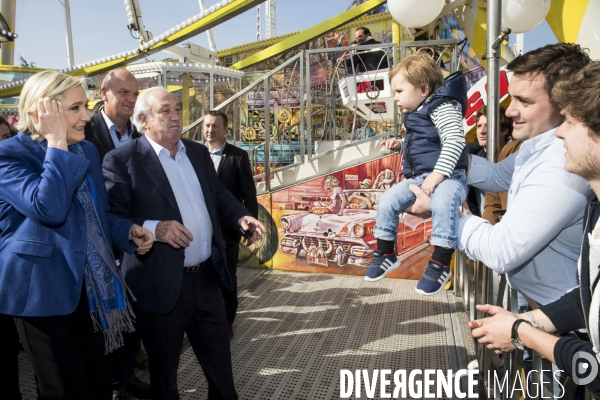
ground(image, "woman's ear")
xmin=27 ymin=111 xmax=39 ymax=126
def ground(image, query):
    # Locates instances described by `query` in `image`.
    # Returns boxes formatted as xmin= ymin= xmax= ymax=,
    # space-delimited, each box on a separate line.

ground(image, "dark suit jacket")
xmin=0 ymin=133 xmax=135 ymax=317
xmin=216 ymin=143 xmax=258 ymax=240
xmin=84 ymin=111 xmax=141 ymax=163
xmin=351 ymin=38 xmax=390 ymax=71
xmin=103 ymin=135 xmax=249 ymax=314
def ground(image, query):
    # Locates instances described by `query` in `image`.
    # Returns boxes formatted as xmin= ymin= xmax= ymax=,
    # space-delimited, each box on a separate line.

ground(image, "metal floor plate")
xmin=18 ymin=267 xmax=476 ymax=399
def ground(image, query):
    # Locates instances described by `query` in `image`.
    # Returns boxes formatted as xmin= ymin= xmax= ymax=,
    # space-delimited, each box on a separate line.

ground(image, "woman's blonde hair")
xmin=388 ymin=53 xmax=443 ymax=94
xmin=324 ymin=175 xmax=339 ymax=187
xmin=17 ymin=70 xmax=87 ymax=138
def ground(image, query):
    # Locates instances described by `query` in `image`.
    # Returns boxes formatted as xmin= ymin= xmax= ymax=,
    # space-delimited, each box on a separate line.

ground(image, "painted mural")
xmin=239 ymin=153 xmax=434 ymax=279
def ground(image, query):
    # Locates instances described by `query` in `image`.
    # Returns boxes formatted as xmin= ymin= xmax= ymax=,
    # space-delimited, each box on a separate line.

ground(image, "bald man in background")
xmin=84 ymin=69 xmax=150 ymax=400
xmin=85 ymin=68 xmax=141 ymax=162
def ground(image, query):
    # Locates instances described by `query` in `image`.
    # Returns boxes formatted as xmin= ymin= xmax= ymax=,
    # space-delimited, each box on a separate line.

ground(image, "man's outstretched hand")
xmin=238 ymin=216 xmax=266 ymax=245
xmin=405 ymin=184 xmax=432 ymax=218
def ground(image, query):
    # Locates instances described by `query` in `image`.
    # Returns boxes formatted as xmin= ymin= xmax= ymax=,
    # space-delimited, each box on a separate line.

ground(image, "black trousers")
xmin=222 ymin=235 xmax=240 ymax=325
xmin=0 ymin=314 xmax=21 ymax=400
xmin=136 ymin=261 xmax=237 ymax=400
xmin=14 ymin=290 xmax=112 ymax=400
xmin=112 ymin=330 xmax=141 ymax=392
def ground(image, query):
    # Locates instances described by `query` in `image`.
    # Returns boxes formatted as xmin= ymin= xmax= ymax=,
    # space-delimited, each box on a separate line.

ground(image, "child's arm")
xmin=423 ymin=101 xmax=466 ymax=195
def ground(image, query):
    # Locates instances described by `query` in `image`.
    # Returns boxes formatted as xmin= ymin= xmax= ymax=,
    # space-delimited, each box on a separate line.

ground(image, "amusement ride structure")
xmin=4 ymin=1 xmax=600 ymax=398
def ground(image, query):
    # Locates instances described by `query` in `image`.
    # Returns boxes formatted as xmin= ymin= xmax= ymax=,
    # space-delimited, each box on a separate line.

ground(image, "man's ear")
xmin=139 ymin=113 xmax=148 ymax=128
xmin=100 ymin=88 xmax=108 ymax=103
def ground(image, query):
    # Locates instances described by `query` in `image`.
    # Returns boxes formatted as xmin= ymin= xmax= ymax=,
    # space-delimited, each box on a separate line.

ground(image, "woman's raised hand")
xmin=30 ymin=97 xmax=68 ymax=150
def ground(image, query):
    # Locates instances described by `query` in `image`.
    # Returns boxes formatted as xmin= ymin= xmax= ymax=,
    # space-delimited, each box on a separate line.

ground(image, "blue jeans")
xmin=373 ymin=170 xmax=468 ymax=249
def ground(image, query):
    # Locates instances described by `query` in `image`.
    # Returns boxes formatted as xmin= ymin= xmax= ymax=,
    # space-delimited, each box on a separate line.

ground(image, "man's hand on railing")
xmin=469 ymin=304 xmax=520 ymax=354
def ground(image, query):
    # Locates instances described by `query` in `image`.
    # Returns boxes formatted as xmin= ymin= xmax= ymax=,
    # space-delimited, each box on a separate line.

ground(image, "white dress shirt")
xmin=101 ymin=109 xmax=134 ymax=149
xmin=142 ymin=136 xmax=213 ymax=267
xmin=208 ymin=141 xmax=227 ymax=171
xmin=458 ymin=128 xmax=593 ymax=305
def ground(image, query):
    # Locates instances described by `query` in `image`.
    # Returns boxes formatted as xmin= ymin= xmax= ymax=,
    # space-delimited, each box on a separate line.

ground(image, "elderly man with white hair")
xmin=102 ymin=87 xmax=265 ymax=399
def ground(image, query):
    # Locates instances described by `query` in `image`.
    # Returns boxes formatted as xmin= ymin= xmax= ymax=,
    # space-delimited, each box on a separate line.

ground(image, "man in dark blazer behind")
xmin=84 ymin=68 xmax=149 ymax=400
xmin=103 ymin=87 xmax=265 ymax=399
xmin=85 ymin=69 xmax=141 ymax=163
xmin=204 ymin=110 xmax=258 ymax=338
xmin=352 ymin=26 xmax=390 ymax=71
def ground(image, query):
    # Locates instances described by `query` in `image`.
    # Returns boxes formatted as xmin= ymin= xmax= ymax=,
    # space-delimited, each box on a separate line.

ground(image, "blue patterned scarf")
xmin=44 ymin=141 xmax=135 ymax=353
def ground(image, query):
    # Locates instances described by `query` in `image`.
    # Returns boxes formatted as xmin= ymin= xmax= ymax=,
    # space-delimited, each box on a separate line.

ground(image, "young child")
xmin=364 ymin=54 xmax=468 ymax=296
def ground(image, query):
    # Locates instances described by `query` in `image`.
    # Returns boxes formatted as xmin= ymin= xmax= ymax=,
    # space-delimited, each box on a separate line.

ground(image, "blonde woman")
xmin=0 ymin=71 xmax=153 ymax=399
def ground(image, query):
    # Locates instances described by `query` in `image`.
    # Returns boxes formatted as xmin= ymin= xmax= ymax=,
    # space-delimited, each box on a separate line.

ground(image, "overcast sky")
xmin=12 ymin=0 xmax=556 ymax=69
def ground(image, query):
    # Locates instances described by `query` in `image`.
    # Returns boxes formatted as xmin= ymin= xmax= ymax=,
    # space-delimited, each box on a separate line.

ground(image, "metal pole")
xmin=306 ymin=53 xmax=312 ymax=161
xmin=486 ymin=0 xmax=501 ymax=162
xmin=0 ymin=0 xmax=15 ymax=66
xmin=197 ymin=0 xmax=217 ymax=52
xmin=209 ymin=72 xmax=214 ymax=109
xmin=299 ymin=51 xmax=305 ymax=161
xmin=264 ymin=77 xmax=271 ymax=191
xmin=62 ymin=0 xmax=75 ymax=67
xmin=182 ymin=73 xmax=190 ymax=127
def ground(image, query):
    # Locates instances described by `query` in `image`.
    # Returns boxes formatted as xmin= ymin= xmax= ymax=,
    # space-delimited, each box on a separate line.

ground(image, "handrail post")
xmin=486 ymin=0 xmax=501 ymax=163
xmin=299 ymin=51 xmax=305 ymax=162
xmin=264 ymin=77 xmax=271 ymax=192
xmin=306 ymin=52 xmax=312 ymax=161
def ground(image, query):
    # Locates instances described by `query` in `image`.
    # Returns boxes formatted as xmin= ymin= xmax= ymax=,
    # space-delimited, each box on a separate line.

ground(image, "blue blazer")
xmin=0 ymin=133 xmax=135 ymax=317
xmin=103 ymin=135 xmax=249 ymax=314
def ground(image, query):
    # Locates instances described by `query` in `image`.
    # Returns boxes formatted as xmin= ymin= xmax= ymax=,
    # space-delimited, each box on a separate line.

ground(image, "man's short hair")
xmin=206 ymin=110 xmax=228 ymax=127
xmin=132 ymin=86 xmax=171 ymax=132
xmin=389 ymin=53 xmax=443 ymax=94
xmin=506 ymin=43 xmax=591 ymax=100
xmin=553 ymin=61 xmax=600 ymax=138
xmin=476 ymin=105 xmax=513 ymax=139
xmin=101 ymin=69 xmax=132 ymax=92
xmin=356 ymin=26 xmax=371 ymax=36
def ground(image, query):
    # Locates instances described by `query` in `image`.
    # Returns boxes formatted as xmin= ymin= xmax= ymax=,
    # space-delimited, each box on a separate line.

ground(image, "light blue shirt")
xmin=208 ymin=141 xmax=227 ymax=171
xmin=458 ymin=128 xmax=594 ymax=305
xmin=142 ymin=136 xmax=213 ymax=267
xmin=101 ymin=109 xmax=134 ymax=149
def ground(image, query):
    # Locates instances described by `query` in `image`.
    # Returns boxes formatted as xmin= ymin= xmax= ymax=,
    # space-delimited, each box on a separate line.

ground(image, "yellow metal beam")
xmin=230 ymin=0 xmax=387 ymax=70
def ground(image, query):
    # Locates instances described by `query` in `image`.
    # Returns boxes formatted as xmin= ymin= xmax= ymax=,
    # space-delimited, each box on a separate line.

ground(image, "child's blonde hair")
xmin=388 ymin=53 xmax=443 ymax=95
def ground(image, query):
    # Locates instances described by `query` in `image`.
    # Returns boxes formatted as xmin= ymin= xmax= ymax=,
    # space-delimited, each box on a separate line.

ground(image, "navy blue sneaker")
xmin=415 ymin=260 xmax=451 ymax=295
xmin=364 ymin=250 xmax=400 ymax=282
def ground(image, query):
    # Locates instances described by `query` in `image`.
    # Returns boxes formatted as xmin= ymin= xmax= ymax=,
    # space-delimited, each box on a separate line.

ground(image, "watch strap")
xmin=511 ymin=319 xmax=532 ymax=349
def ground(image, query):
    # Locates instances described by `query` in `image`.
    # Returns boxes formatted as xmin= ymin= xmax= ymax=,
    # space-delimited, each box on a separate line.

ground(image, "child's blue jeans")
xmin=373 ymin=170 xmax=468 ymax=249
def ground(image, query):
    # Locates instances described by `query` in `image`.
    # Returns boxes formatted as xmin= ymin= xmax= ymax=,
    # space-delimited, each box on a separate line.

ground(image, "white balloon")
xmin=388 ymin=0 xmax=444 ymax=28
xmin=501 ymin=0 xmax=551 ymax=34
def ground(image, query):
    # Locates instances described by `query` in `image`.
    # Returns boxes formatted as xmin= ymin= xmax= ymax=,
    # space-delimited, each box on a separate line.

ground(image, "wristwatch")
xmin=511 ymin=319 xmax=532 ymax=350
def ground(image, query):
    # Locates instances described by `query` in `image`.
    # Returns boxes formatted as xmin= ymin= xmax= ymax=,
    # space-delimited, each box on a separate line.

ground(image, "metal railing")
xmin=182 ymin=44 xmax=399 ymax=192
xmin=454 ymin=253 xmax=598 ymax=399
